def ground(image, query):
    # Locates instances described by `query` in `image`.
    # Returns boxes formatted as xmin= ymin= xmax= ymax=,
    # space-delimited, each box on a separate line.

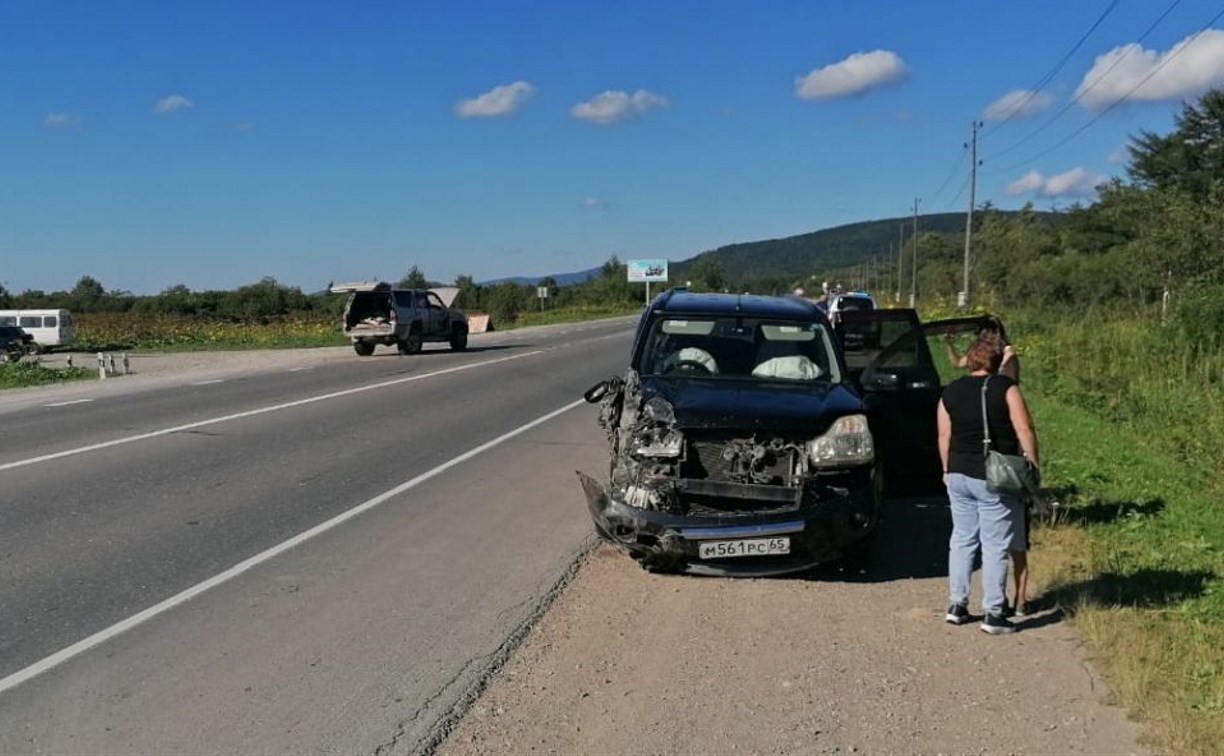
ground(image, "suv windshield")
xmin=640 ymin=316 xmax=841 ymax=384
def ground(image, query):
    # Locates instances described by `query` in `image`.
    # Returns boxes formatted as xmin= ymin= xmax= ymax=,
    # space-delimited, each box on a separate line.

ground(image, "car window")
xmin=20 ymin=316 xmax=40 ymax=328
xmin=45 ymin=316 xmax=57 ymax=327
xmin=0 ymin=316 xmax=15 ymax=326
xmin=641 ymin=316 xmax=840 ymax=383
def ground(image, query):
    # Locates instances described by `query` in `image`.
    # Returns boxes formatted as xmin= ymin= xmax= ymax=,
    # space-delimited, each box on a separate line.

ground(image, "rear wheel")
xmin=26 ymin=342 xmax=43 ymax=355
xmin=398 ymin=328 xmax=423 ymax=355
xmin=449 ymin=324 xmax=468 ymax=351
xmin=353 ymin=341 xmax=375 ymax=356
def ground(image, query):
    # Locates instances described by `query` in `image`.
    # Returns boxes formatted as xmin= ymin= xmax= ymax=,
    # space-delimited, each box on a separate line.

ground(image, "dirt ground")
xmin=441 ymin=498 xmax=1145 ymax=756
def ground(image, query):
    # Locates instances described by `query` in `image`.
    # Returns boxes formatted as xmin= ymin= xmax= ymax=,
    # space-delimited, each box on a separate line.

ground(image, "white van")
xmin=0 ymin=310 xmax=76 ymax=352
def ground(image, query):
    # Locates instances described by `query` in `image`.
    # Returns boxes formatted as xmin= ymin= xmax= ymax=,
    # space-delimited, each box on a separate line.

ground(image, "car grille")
xmin=683 ymin=434 xmax=798 ymax=485
xmin=679 ymin=433 xmax=805 ymax=515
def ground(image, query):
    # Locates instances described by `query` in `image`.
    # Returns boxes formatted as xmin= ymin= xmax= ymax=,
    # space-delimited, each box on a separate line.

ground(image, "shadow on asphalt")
xmin=810 ymin=495 xmax=952 ymax=583
xmin=361 ymin=344 xmax=528 ymax=358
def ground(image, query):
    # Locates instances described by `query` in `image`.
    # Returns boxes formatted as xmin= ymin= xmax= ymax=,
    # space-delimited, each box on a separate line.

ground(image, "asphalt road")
xmin=0 ymin=319 xmax=634 ymax=754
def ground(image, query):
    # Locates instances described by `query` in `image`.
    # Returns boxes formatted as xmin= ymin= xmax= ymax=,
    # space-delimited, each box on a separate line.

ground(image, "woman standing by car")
xmin=937 ymin=338 xmax=1040 ymax=634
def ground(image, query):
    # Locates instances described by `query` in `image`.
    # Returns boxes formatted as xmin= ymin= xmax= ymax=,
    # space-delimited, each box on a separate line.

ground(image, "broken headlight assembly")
xmin=806 ymin=414 xmax=874 ymax=467
xmin=636 ymin=396 xmax=683 ymax=457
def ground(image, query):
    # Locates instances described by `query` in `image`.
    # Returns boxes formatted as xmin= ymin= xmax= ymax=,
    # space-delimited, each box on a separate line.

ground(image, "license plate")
xmin=698 ymin=537 xmax=790 ymax=559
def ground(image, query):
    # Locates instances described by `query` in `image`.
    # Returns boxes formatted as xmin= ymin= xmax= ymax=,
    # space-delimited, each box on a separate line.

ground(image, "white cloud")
xmin=154 ymin=94 xmax=195 ymax=115
xmin=982 ymin=89 xmax=1054 ymax=121
xmin=1005 ymin=171 xmax=1045 ymax=196
xmin=580 ymin=196 xmax=607 ymax=209
xmin=1005 ymin=167 xmax=1108 ymax=198
xmin=1076 ymin=29 xmax=1224 ymax=111
xmin=42 ymin=112 xmax=74 ymax=128
xmin=1107 ymin=143 xmax=1129 ymax=164
xmin=454 ymin=81 xmax=536 ymax=118
xmin=794 ymin=50 xmax=909 ymax=101
xmin=570 ymin=89 xmax=668 ymax=125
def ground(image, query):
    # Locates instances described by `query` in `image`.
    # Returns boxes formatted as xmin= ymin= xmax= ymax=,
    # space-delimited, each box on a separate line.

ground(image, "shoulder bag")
xmin=981 ymin=375 xmax=1038 ymax=495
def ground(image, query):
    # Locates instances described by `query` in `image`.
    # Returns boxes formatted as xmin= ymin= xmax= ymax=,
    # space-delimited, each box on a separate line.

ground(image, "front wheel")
xmin=353 ymin=341 xmax=375 ymax=356
xmin=449 ymin=325 xmax=468 ymax=351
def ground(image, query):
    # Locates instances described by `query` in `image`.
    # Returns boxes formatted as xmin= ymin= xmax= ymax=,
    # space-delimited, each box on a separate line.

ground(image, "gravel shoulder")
xmin=441 ymin=498 xmax=1145 ymax=756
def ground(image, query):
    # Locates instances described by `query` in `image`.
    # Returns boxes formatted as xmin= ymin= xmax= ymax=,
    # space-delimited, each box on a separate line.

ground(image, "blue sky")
xmin=3 ymin=0 xmax=1224 ymax=294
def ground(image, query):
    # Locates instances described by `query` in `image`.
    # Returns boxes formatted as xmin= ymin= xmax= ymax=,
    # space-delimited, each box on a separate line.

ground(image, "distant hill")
xmin=481 ymin=266 xmax=601 ymax=287
xmin=490 ymin=211 xmax=1058 ymax=288
xmin=670 ymin=213 xmax=971 ymax=283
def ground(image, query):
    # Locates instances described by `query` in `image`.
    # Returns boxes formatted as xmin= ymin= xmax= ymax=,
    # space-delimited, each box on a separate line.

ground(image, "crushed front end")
xmin=579 ymin=372 xmax=881 ymax=577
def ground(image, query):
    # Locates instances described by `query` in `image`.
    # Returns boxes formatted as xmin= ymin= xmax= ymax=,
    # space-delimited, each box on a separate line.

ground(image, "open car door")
xmin=838 ymin=311 xmax=1008 ymax=495
xmin=839 ymin=309 xmax=941 ymax=494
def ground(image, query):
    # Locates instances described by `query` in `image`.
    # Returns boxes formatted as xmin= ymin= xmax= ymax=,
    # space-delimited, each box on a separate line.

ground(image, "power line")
xmin=993 ymin=3 xmax=1224 ymax=175
xmin=928 ymin=147 xmax=966 ymax=204
xmin=943 ymin=175 xmax=970 ymax=212
xmin=982 ymin=0 xmax=1122 ymax=129
xmin=985 ymin=0 xmax=1184 ymax=162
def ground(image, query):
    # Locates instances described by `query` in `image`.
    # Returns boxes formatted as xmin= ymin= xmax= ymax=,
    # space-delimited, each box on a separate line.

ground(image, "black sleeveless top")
xmin=942 ymin=374 xmax=1020 ymax=479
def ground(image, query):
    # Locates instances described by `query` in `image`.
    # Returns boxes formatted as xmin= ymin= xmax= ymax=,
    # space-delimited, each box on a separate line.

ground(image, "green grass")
xmin=1027 ymin=391 xmax=1224 ymax=755
xmin=0 ymin=361 xmax=95 ymax=389
xmin=496 ymin=304 xmax=641 ymax=330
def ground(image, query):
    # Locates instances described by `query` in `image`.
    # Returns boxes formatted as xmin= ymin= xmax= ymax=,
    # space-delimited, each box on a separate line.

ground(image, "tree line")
xmin=815 ymin=88 xmax=1224 ymax=352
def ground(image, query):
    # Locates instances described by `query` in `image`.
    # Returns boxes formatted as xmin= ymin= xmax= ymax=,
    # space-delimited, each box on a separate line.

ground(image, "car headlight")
xmin=806 ymin=414 xmax=874 ymax=467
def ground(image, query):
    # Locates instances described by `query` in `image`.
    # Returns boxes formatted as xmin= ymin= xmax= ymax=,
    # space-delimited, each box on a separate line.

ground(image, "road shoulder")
xmin=441 ymin=499 xmax=1145 ymax=755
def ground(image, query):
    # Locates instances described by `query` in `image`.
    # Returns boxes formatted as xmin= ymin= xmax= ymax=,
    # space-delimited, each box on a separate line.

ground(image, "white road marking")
xmin=287 ymin=367 xmax=314 ymax=372
xmin=43 ymin=399 xmax=94 ymax=408
xmin=190 ymin=379 xmax=225 ymax=386
xmin=0 ymin=397 xmax=585 ymax=696
xmin=0 ymin=351 xmax=544 ymax=473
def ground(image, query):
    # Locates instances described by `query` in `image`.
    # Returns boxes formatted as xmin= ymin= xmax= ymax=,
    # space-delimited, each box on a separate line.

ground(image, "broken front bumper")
xmin=577 ymin=467 xmax=881 ymax=577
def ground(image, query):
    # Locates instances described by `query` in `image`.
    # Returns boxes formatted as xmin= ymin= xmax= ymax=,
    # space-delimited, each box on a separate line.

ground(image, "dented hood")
xmin=639 ymin=376 xmax=864 ymax=432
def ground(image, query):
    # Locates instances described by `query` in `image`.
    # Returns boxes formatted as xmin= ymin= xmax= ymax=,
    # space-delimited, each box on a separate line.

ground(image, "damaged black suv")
xmin=580 ymin=290 xmax=881 ymax=577
xmin=579 ymin=289 xmax=990 ymax=576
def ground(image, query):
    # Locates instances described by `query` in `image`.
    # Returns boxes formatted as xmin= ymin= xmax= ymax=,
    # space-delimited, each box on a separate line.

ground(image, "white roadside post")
xmin=96 ymin=352 xmax=107 ymax=380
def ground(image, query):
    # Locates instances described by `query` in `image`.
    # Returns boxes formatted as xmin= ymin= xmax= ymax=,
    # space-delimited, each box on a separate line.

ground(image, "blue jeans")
xmin=946 ymin=473 xmax=1024 ymax=615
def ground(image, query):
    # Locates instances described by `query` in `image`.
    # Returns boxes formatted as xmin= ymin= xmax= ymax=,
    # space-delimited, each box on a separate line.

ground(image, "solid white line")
xmin=287 ymin=367 xmax=314 ymax=372
xmin=190 ymin=379 xmax=225 ymax=385
xmin=43 ymin=399 xmax=94 ymax=408
xmin=0 ymin=397 xmax=586 ymax=696
xmin=0 ymin=351 xmax=543 ymax=473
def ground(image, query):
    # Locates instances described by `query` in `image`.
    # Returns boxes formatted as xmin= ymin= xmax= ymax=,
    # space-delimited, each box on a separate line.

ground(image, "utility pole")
xmin=896 ymin=225 xmax=904 ymax=303
xmin=909 ymin=198 xmax=921 ymax=308
xmin=962 ymin=120 xmax=981 ymax=309
xmin=886 ymin=244 xmax=893 ymax=298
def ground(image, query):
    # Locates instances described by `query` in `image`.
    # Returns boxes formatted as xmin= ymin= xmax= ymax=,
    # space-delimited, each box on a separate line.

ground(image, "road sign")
xmin=536 ymin=286 xmax=549 ymax=299
xmin=627 ymin=259 xmax=668 ymax=283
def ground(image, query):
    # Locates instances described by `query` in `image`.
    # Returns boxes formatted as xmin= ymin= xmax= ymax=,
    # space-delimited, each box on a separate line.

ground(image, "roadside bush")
xmin=1169 ymin=283 xmax=1224 ymax=357
xmin=0 ymin=362 xmax=93 ymax=389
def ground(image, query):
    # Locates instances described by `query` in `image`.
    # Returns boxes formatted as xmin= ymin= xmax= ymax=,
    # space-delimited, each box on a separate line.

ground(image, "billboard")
xmin=627 ymin=259 xmax=669 ymax=283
